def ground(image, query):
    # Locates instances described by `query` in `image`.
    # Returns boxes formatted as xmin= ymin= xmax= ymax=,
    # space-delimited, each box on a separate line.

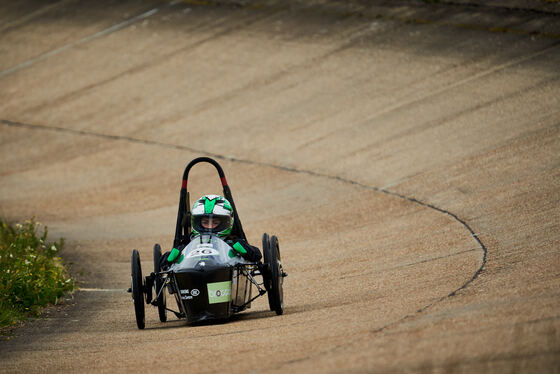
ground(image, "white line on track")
xmin=78 ymin=288 xmax=125 ymax=292
xmin=0 ymin=7 xmax=160 ymax=79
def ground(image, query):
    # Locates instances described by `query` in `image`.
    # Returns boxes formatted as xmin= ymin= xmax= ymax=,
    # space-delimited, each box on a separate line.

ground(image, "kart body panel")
xmin=169 ymin=235 xmax=252 ymax=323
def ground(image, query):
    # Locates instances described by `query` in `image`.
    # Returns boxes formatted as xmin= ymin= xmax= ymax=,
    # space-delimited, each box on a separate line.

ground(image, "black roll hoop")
xmin=173 ymin=157 xmax=247 ymax=248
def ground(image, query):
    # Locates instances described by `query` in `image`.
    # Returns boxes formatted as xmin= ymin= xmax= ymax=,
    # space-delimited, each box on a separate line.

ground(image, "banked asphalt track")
xmin=0 ymin=117 xmax=488 ymax=317
xmin=0 ymin=0 xmax=559 ymax=372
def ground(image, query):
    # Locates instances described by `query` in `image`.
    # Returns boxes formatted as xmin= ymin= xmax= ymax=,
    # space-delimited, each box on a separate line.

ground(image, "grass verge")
xmin=0 ymin=219 xmax=74 ymax=328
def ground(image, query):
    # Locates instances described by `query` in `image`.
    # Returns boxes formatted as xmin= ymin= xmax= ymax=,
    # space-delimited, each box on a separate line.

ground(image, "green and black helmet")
xmin=191 ymin=194 xmax=234 ymax=237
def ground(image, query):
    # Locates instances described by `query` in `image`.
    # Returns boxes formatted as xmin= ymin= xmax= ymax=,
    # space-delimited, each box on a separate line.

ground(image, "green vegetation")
xmin=0 ymin=219 xmax=74 ymax=328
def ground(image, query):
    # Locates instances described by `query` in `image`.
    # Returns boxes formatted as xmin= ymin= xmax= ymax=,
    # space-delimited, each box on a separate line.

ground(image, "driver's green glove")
xmin=167 ymin=247 xmax=180 ymax=262
xmin=232 ymin=242 xmax=248 ymax=256
xmin=230 ymin=240 xmax=262 ymax=262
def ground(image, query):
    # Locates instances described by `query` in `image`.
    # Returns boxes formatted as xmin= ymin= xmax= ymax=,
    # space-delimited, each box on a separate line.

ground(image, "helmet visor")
xmin=192 ymin=214 xmax=232 ymax=236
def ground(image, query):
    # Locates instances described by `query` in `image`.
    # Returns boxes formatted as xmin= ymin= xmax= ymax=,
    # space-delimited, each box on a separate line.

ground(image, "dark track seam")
xmin=178 ymin=0 xmax=560 ymax=18
xmin=0 ymin=118 xmax=487 ymax=321
xmin=435 ymin=1 xmax=560 ymax=18
xmin=172 ymin=0 xmax=560 ymax=40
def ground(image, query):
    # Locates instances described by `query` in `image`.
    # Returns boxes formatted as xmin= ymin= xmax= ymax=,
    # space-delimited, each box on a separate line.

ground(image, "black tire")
xmin=131 ymin=249 xmax=145 ymax=329
xmin=153 ymin=244 xmax=167 ymax=322
xmin=262 ymin=233 xmax=271 ymax=294
xmin=264 ymin=234 xmax=284 ymax=315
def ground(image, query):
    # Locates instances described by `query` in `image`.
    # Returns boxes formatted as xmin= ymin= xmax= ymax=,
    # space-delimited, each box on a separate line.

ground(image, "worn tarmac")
xmin=0 ymin=0 xmax=559 ymax=372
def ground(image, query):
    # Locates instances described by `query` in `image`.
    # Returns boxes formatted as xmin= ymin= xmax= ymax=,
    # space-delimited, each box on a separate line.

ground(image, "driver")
xmin=162 ymin=195 xmax=262 ymax=267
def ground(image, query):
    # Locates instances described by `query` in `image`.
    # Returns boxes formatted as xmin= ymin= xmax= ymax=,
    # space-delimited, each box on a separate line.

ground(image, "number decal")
xmin=186 ymin=248 xmax=219 ymax=258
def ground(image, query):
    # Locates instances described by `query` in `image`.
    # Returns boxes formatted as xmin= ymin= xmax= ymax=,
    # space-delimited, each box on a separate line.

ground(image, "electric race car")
xmin=129 ymin=157 xmax=286 ymax=329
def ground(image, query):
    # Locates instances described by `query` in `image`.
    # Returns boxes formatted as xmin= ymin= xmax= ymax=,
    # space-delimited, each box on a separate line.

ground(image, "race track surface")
xmin=0 ymin=0 xmax=559 ymax=372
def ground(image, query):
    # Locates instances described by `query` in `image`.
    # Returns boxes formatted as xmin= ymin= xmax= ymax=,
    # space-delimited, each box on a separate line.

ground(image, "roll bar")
xmin=173 ymin=157 xmax=246 ymax=247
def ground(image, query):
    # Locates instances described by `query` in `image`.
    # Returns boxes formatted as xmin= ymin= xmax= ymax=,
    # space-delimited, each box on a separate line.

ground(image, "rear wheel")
xmin=131 ymin=249 xmax=145 ymax=329
xmin=153 ymin=244 xmax=167 ymax=322
xmin=263 ymin=234 xmax=284 ymax=315
xmin=262 ymin=233 xmax=271 ymax=294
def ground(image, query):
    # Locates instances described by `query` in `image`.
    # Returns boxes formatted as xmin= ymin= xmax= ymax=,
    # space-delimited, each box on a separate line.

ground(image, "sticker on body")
xmin=187 ymin=248 xmax=220 ymax=258
xmin=207 ymin=281 xmax=232 ymax=304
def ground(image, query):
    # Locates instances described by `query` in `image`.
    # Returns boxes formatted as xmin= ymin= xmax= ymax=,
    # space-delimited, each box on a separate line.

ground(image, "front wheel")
xmin=153 ymin=244 xmax=167 ymax=322
xmin=263 ymin=234 xmax=284 ymax=315
xmin=131 ymin=249 xmax=145 ymax=329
